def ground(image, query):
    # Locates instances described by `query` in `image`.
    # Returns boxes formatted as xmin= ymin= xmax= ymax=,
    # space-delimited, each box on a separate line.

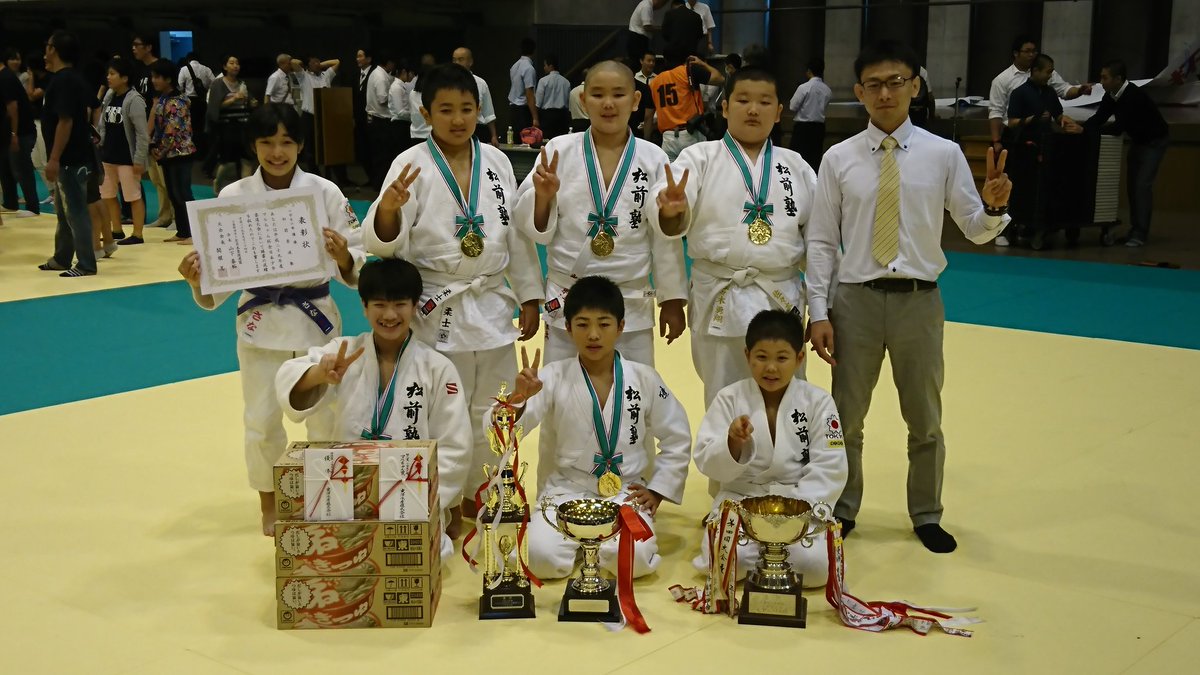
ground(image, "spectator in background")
xmin=364 ymin=51 xmax=393 ymax=189
xmin=24 ymin=52 xmax=51 ymax=203
xmin=1 ymin=47 xmax=40 ymax=216
xmin=788 ymin=57 xmax=832 ymax=173
xmin=387 ymin=58 xmax=416 ymax=155
xmin=626 ymin=0 xmax=667 ymax=66
xmin=569 ymin=68 xmax=589 ymax=133
xmin=651 ymin=48 xmax=724 ymax=159
xmin=38 ymin=30 xmax=98 ymax=277
xmin=265 ymin=54 xmax=296 ymax=105
xmin=687 ymin=0 xmax=717 ymax=55
xmin=177 ymin=52 xmax=214 ymax=160
xmin=131 ymin=33 xmax=174 ymax=229
xmin=149 ymin=59 xmax=196 ymax=244
xmin=353 ymin=48 xmax=377 ymax=187
xmin=663 ymin=0 xmax=703 ymax=62
xmin=536 ymin=54 xmax=571 ymax=140
xmin=452 ymin=48 xmax=501 ymax=146
xmin=98 ymin=58 xmax=149 ymax=246
xmin=508 ymin=38 xmax=539 ymax=132
xmin=207 ymin=55 xmax=255 ymax=194
xmin=908 ymin=65 xmax=937 ymax=129
xmin=298 ymin=54 xmax=339 ymax=172
xmin=636 ymin=51 xmax=657 ymax=86
xmin=1084 ymin=59 xmax=1169 ymax=248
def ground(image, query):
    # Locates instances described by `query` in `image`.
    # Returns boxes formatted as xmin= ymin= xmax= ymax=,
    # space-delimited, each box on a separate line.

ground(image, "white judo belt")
xmin=691 ymin=259 xmax=802 ymax=335
xmin=544 ymin=270 xmax=654 ymax=320
xmin=419 ymin=270 xmax=517 ymax=340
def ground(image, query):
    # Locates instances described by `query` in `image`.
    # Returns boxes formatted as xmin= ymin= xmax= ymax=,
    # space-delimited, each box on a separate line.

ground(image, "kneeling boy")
xmin=693 ymin=309 xmax=847 ymax=586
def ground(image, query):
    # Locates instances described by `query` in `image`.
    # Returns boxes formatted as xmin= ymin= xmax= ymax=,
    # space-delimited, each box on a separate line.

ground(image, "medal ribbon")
xmin=360 ymin=333 xmax=412 ymax=441
xmin=616 ymin=505 xmax=653 ymax=633
xmin=582 ymin=129 xmax=637 ymax=240
xmin=426 ymin=136 xmax=485 ymax=242
xmin=582 ymin=352 xmax=624 ymax=478
xmin=721 ymin=132 xmax=774 ymax=226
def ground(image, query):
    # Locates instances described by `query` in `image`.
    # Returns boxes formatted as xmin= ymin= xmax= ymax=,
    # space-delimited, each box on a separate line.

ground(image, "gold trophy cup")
xmin=735 ymin=495 xmax=831 ymax=628
xmin=540 ymin=497 xmax=623 ymax=623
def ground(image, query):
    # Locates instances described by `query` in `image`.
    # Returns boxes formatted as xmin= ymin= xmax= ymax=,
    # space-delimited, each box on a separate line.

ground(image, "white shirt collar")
xmin=1114 ymin=80 xmax=1130 ymax=100
xmin=865 ymin=118 xmax=914 ymax=153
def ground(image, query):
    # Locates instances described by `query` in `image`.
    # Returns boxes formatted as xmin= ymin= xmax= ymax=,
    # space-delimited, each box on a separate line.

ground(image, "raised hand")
xmin=315 ymin=340 xmax=366 ymax=386
xmin=509 ymin=346 xmax=543 ymax=406
xmin=728 ymin=414 xmax=754 ymax=456
xmin=981 ymin=146 xmax=1011 ymax=209
xmin=380 ymin=163 xmax=420 ymax=211
xmin=532 ymin=147 xmax=560 ymax=200
xmin=656 ymin=164 xmax=690 ymax=218
xmin=323 ymin=227 xmax=352 ymax=269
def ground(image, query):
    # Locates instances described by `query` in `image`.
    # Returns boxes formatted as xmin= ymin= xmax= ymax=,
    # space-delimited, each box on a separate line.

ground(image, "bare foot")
xmin=175 ymin=238 xmax=193 ymax=245
xmin=259 ymin=491 xmax=277 ymax=537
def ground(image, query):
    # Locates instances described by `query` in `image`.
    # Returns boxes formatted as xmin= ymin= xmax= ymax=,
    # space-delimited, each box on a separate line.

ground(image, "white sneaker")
xmin=103 ymin=242 xmax=119 ymax=257
xmin=995 ymin=235 xmax=1010 ymax=247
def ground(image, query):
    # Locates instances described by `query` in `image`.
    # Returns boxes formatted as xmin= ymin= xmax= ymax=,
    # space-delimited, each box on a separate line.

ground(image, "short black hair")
xmin=725 ymin=53 xmax=743 ymax=71
xmin=854 ymin=40 xmax=919 ymax=82
xmin=1033 ymin=53 xmax=1054 ymax=71
xmin=107 ymin=57 xmax=134 ymax=81
xmin=131 ymin=33 xmax=157 ymax=54
xmin=358 ymin=258 xmax=423 ymax=304
xmin=149 ymin=58 xmax=178 ymax=91
xmin=724 ymin=66 xmax=779 ymax=99
xmin=1102 ymin=59 xmax=1127 ymax=80
xmin=49 ymin=30 xmax=80 ymax=64
xmin=358 ymin=47 xmax=374 ymax=60
xmin=3 ymin=48 xmax=20 ymax=62
xmin=520 ymin=38 xmax=536 ymax=56
xmin=1011 ymin=35 xmax=1037 ymax=54
xmin=745 ymin=310 xmax=805 ymax=352
xmin=808 ymin=57 xmax=825 ymax=78
xmin=246 ymin=103 xmax=306 ymax=146
xmin=420 ymin=63 xmax=479 ymax=110
xmin=544 ymin=53 xmax=559 ymax=69
xmin=565 ymin=276 xmax=625 ymax=323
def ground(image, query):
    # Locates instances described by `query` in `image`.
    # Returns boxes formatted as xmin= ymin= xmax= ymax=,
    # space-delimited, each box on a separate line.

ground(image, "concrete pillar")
xmin=722 ymin=0 xmax=768 ymax=57
xmin=1041 ymin=0 xmax=1093 ymax=84
xmin=824 ymin=5 xmax=862 ymax=98
xmin=1168 ymin=0 xmax=1200 ymax=75
xmin=925 ymin=3 xmax=970 ymax=99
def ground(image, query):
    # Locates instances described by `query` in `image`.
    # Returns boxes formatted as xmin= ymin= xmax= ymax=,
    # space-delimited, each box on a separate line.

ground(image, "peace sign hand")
xmin=315 ymin=340 xmax=366 ymax=386
xmin=532 ymin=147 xmax=560 ymax=200
xmin=380 ymin=163 xmax=421 ymax=212
xmin=508 ymin=346 xmax=543 ymax=406
xmin=656 ymin=164 xmax=690 ymax=218
xmin=982 ymin=146 xmax=1011 ymax=209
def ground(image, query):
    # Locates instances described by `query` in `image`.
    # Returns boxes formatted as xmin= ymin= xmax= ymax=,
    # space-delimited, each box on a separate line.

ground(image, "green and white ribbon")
xmin=582 ymin=351 xmax=624 ymax=478
xmin=361 ymin=332 xmax=413 ymax=440
xmin=582 ymin=130 xmax=637 ymax=241
xmin=722 ymin=132 xmax=774 ymax=225
xmin=426 ymin=136 xmax=485 ymax=242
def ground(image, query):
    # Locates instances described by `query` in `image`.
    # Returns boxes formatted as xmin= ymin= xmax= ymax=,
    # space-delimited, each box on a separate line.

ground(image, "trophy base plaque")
xmin=738 ymin=582 xmax=808 ymax=629
xmin=479 ymin=580 xmax=536 ymax=620
xmin=558 ymin=584 xmax=622 ymax=623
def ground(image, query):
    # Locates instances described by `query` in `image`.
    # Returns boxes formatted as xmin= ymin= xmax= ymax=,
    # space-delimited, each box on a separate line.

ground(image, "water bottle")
xmin=506 ymin=126 xmax=514 ymax=145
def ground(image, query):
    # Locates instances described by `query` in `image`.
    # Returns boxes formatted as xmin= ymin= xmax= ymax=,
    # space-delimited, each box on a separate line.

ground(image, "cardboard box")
xmin=276 ymin=574 xmax=441 ymax=629
xmin=274 ymin=440 xmax=438 ymax=521
xmin=275 ymin=518 xmax=442 ymax=577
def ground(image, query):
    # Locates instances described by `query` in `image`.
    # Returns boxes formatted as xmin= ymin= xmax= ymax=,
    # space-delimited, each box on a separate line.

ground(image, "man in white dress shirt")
xmin=635 ymin=51 xmax=657 ymax=86
xmin=788 ymin=57 xmax=832 ymax=173
xmin=508 ymin=38 xmax=540 ymax=133
xmin=627 ymin=0 xmax=668 ymax=65
xmin=265 ymin=54 xmax=297 ymax=105
xmin=806 ymin=41 xmax=1012 ymax=554
xmin=987 ymin=35 xmax=1090 ymax=246
xmin=535 ymin=54 xmax=572 ymax=139
xmin=298 ymin=55 xmax=339 ymax=172
xmin=364 ymin=53 xmax=394 ymax=189
xmin=452 ymin=47 xmax=500 ymax=146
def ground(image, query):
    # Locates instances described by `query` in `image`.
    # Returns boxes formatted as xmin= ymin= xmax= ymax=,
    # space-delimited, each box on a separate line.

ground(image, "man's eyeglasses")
xmin=859 ymin=75 xmax=915 ymax=94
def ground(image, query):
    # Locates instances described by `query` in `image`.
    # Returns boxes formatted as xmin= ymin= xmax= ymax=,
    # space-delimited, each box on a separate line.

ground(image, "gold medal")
xmin=748 ymin=218 xmax=773 ymax=245
xmin=590 ymin=231 xmax=615 ymax=257
xmin=460 ymin=232 xmax=484 ymax=257
xmin=597 ymin=471 xmax=622 ymax=498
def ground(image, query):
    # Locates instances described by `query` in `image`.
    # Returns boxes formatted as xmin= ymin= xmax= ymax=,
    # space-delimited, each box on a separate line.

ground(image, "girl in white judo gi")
xmin=178 ymin=104 xmax=366 ymax=535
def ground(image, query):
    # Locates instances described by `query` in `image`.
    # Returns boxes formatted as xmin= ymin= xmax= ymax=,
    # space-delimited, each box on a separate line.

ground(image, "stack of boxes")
xmin=272 ymin=440 xmax=442 ymax=629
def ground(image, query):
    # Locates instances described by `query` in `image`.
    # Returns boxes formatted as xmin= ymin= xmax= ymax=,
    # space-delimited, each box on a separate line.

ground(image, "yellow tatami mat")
xmin=2 ymin=324 xmax=1198 ymax=675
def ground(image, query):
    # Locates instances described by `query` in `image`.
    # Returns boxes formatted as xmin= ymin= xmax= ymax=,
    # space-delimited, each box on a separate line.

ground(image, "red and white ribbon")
xmin=616 ymin=505 xmax=652 ymax=633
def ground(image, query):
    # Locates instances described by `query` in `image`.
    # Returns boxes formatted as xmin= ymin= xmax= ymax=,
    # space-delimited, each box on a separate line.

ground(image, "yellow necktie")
xmin=871 ymin=136 xmax=900 ymax=266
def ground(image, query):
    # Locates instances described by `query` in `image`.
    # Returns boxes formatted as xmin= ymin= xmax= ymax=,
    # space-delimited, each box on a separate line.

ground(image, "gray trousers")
xmin=830 ymin=283 xmax=945 ymax=527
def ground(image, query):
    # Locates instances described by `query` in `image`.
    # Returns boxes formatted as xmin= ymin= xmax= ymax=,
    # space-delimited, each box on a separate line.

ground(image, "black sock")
xmin=914 ymin=524 xmax=957 ymax=553
xmin=837 ymin=517 xmax=855 ymax=537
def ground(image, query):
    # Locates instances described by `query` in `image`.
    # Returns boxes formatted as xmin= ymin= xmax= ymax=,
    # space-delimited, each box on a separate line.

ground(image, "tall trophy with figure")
xmin=464 ymin=383 xmax=538 ymax=619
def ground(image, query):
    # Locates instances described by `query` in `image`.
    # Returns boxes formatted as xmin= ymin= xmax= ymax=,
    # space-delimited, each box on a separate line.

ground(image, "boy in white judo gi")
xmin=514 ymin=60 xmax=687 ymax=366
xmin=693 ymin=309 xmax=847 ymax=586
xmin=275 ymin=258 xmax=472 ymax=553
xmin=648 ymin=68 xmax=819 ymax=408
xmin=362 ymin=64 xmax=544 ymax=534
xmin=500 ymin=276 xmax=692 ymax=579
xmin=178 ymin=104 xmax=366 ymax=535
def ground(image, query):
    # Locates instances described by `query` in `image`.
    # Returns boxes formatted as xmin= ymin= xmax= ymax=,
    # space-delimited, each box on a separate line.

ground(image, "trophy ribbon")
xmin=668 ymin=500 xmax=740 ymax=616
xmin=616 ymin=505 xmax=653 ymax=634
xmin=822 ymin=520 xmax=978 ymax=637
